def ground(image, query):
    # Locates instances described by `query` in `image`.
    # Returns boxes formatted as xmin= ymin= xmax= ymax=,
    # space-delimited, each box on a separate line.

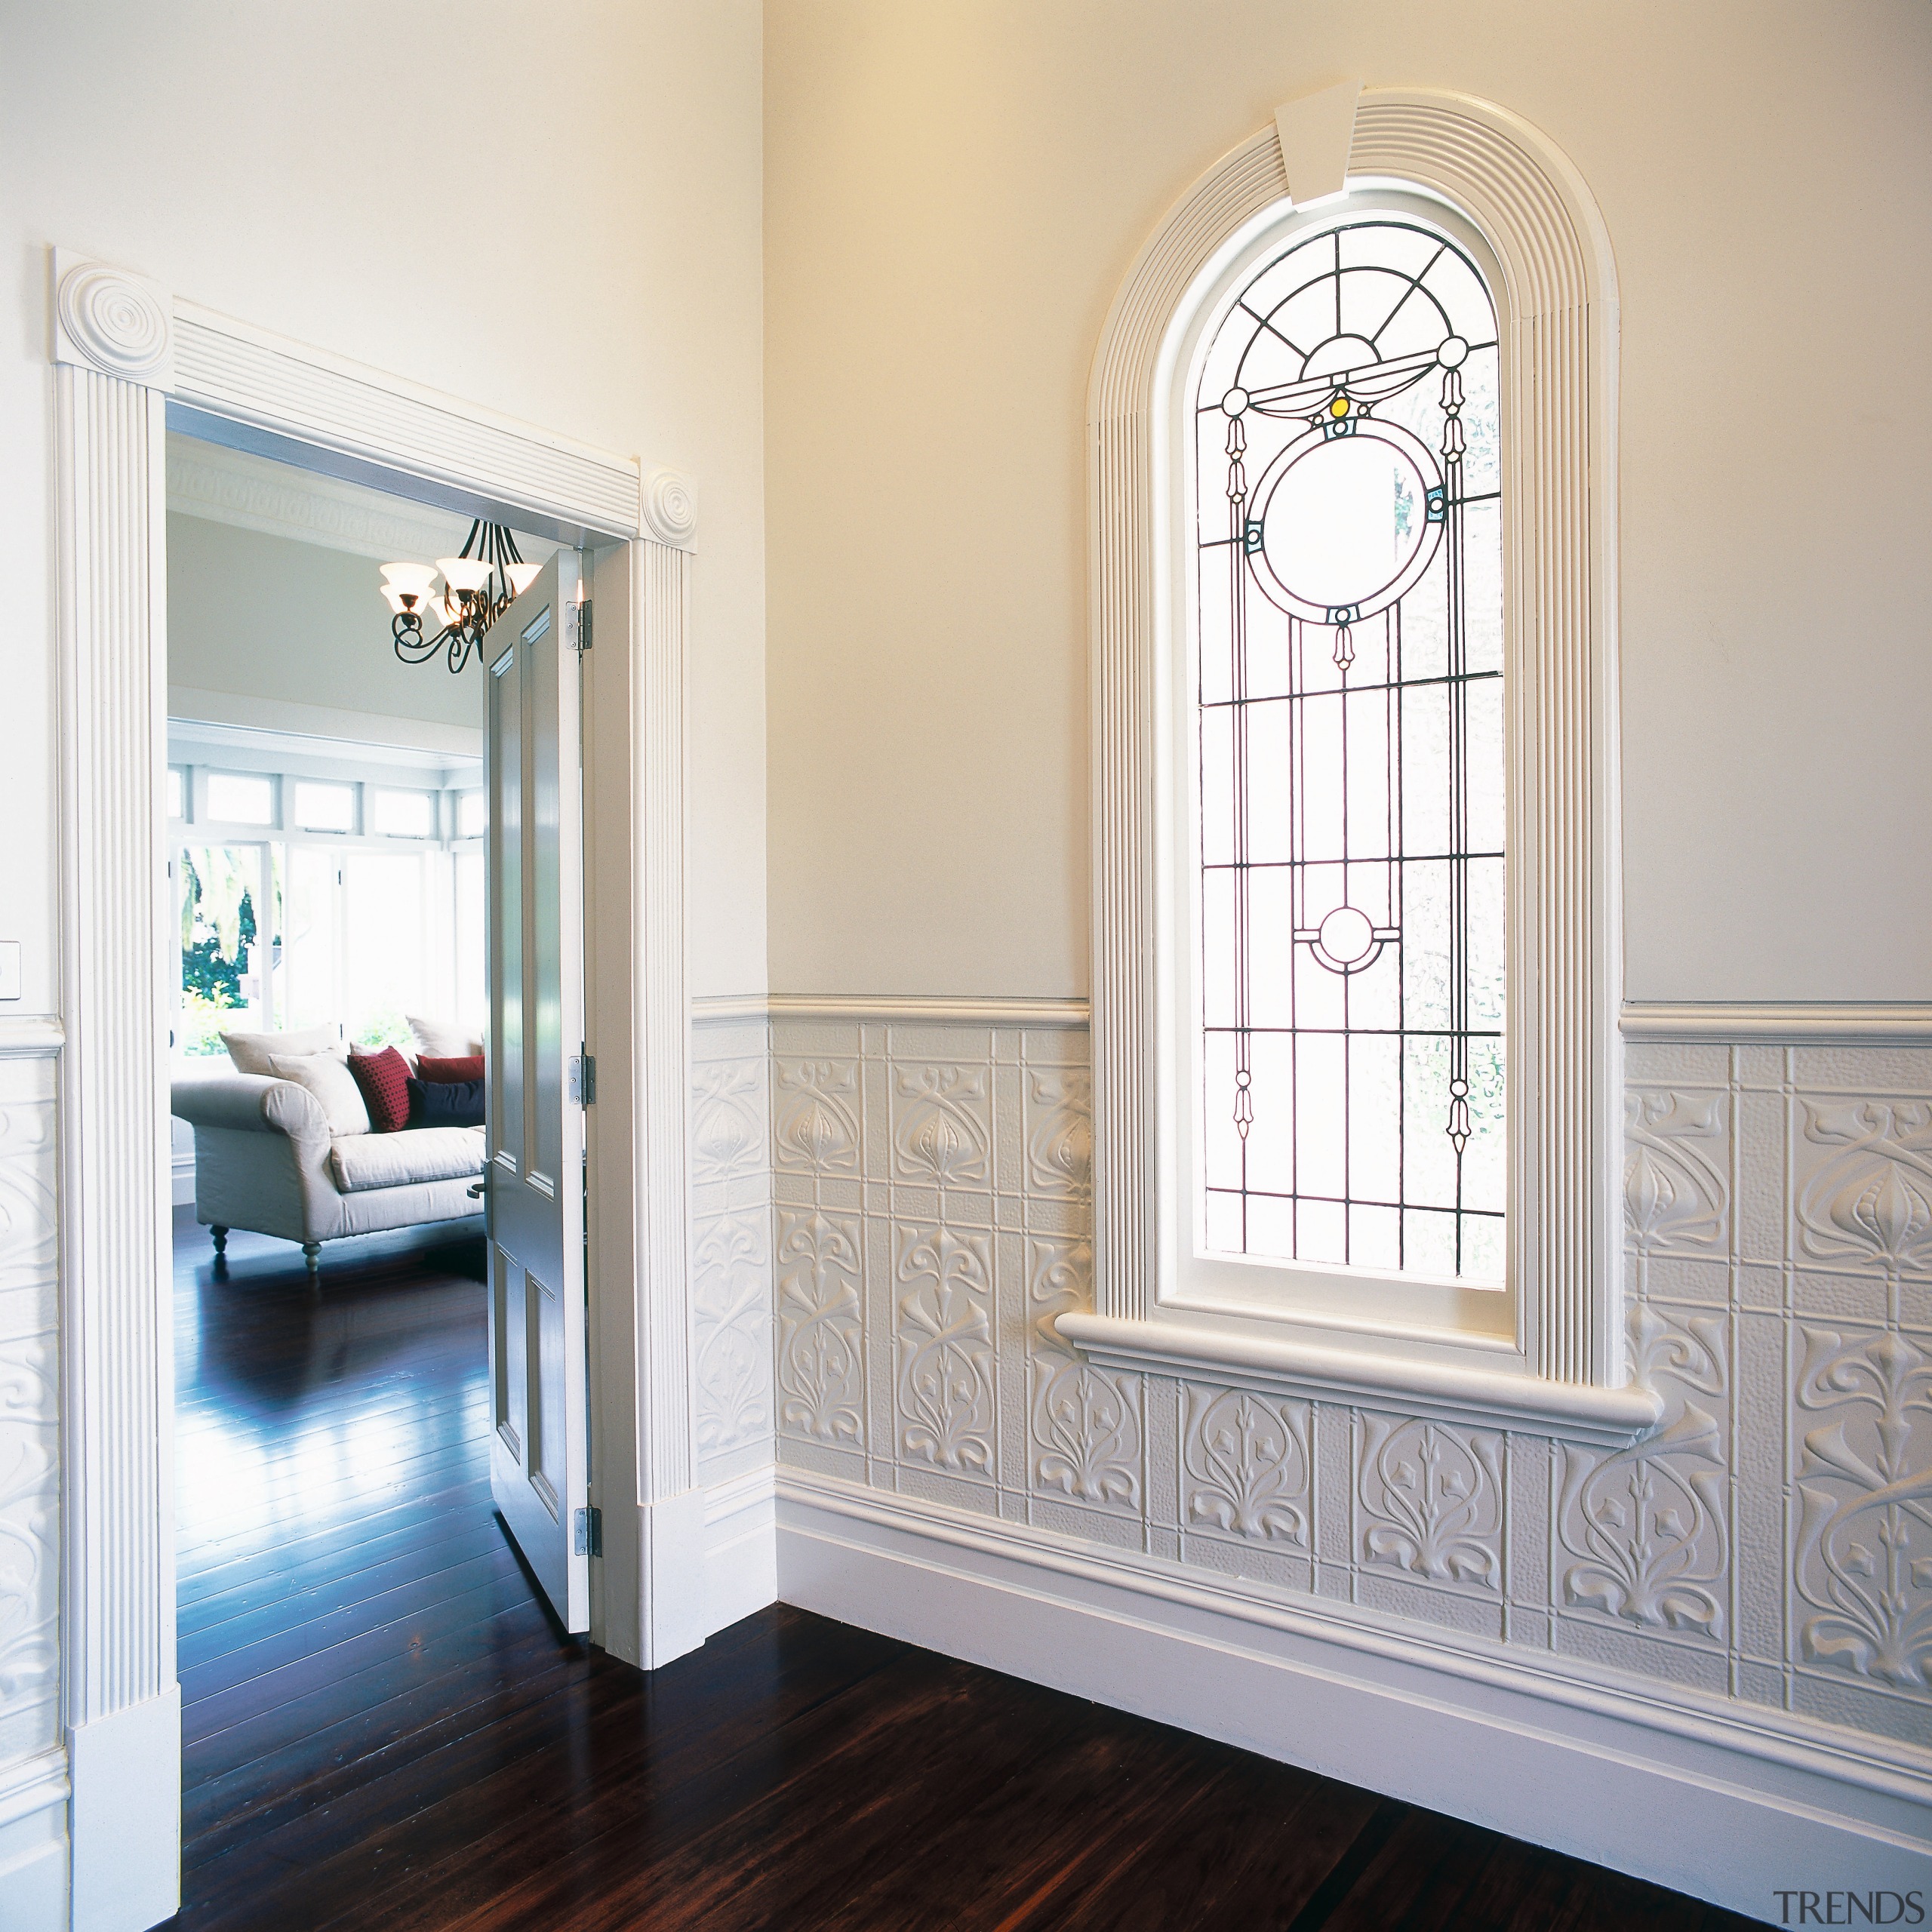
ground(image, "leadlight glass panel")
xmin=1192 ymin=215 xmax=1504 ymax=1283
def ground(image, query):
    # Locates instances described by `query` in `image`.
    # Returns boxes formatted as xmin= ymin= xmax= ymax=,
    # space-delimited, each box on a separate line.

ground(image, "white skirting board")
xmin=0 ymin=1748 xmax=72 ymax=1932
xmin=704 ymin=1463 xmax=777 ymax=1637
xmin=776 ymin=1472 xmax=1932 ymax=1924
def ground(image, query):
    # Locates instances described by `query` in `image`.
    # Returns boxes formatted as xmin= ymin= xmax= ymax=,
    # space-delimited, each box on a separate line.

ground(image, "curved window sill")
xmin=1054 ymin=1312 xmax=1663 ymax=1447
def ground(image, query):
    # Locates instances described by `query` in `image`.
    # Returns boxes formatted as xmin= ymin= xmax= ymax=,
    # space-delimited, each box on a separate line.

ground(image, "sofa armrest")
xmin=171 ymin=1074 xmax=328 ymax=1142
xmin=174 ymin=1075 xmax=344 ymax=1241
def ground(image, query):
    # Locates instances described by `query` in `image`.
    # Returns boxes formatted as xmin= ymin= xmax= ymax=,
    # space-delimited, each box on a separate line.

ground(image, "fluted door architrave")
xmin=49 ymin=248 xmax=703 ymax=1931
xmin=1078 ymin=90 xmax=1629 ymax=1413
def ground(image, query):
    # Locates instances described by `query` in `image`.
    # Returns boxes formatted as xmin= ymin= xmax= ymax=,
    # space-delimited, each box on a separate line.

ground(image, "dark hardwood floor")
xmin=168 ymin=1205 xmax=1755 ymax=1931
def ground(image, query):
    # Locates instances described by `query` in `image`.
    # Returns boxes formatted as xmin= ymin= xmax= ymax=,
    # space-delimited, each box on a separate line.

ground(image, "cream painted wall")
xmin=168 ymin=513 xmax=481 ymax=735
xmin=762 ymin=0 xmax=1932 ymax=1001
xmin=0 ymin=0 xmax=767 ymax=1005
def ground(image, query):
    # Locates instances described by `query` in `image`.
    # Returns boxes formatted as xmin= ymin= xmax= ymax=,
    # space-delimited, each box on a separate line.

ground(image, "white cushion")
xmin=407 ymin=1014 xmax=485 ymax=1059
xmin=267 ymin=1052 xmax=371 ymax=1136
xmin=223 ymin=1023 xmax=341 ymax=1075
xmin=329 ymin=1125 xmax=485 ymax=1195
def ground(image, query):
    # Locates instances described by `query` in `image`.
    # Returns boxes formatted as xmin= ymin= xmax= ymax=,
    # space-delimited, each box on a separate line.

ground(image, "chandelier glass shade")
xmin=382 ymin=521 xmax=541 ymax=673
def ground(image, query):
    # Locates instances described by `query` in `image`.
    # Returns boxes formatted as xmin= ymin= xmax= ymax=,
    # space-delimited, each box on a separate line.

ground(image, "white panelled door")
xmin=483 ymin=552 xmax=591 ymax=1632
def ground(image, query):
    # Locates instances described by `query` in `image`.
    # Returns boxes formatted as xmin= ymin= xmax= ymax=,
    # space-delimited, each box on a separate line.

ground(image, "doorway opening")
xmin=162 ymin=430 xmax=604 ymax=1902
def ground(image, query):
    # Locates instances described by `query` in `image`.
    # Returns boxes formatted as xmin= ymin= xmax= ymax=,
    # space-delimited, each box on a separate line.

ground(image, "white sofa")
xmin=171 ymin=1073 xmax=485 ymax=1276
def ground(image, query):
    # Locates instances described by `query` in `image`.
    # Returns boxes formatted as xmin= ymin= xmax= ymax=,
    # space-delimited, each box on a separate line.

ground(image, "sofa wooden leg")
xmin=301 ymin=1241 xmax=321 ymax=1280
xmin=211 ymin=1225 xmax=228 ymax=1255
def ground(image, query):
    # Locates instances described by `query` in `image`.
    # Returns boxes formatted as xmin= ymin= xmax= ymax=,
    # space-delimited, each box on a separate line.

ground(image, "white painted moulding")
xmin=1054 ymin=1311 xmax=1662 ymax=1445
xmin=703 ymin=1461 xmax=777 ymax=1533
xmin=637 ymin=1488 xmax=709 ymax=1669
xmin=68 ymin=1688 xmax=182 ymax=1932
xmin=0 ymin=1017 xmax=66 ymax=1057
xmin=45 ymin=248 xmax=706 ymax=1893
xmin=635 ymin=540 xmax=699 ymax=1532
xmin=0 ymin=1844 xmax=66 ymax=1932
xmin=697 ymin=993 xmax=1093 ymax=1029
xmin=171 ymin=298 xmax=649 ymax=543
xmin=703 ymin=1462 xmax=780 ymax=1638
xmin=1274 ymin=80 xmax=1361 ymax=206
xmin=642 ymin=466 xmax=697 ymax=550
xmin=54 ymin=253 xmax=171 ymax=387
xmin=1621 ymin=1002 xmax=1932 ymax=1044
xmin=0 ymin=1747 xmax=69 ymax=1834
xmin=778 ymin=1468 xmax=1932 ymax=1812
xmin=690 ymin=995 xmax=774 ymax=1023
xmin=54 ymin=308 xmax=177 ymax=1732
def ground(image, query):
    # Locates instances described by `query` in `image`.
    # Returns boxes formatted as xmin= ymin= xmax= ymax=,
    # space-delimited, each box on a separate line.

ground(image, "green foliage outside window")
xmin=178 ymin=848 xmax=277 ymax=1054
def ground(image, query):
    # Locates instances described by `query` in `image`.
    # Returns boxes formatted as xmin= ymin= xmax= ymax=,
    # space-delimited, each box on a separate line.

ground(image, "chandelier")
xmin=380 ymin=522 xmax=540 ymax=673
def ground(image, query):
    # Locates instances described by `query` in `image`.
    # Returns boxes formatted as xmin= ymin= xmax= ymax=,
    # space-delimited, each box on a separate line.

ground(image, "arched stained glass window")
xmin=1190 ymin=212 xmax=1504 ymax=1285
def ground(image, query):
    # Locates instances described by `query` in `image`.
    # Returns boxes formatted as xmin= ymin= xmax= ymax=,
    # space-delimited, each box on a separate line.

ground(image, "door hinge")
xmin=574 ymin=1506 xmax=602 ymax=1558
xmin=570 ymin=1050 xmax=596 ymax=1105
xmin=568 ymin=599 xmax=592 ymax=652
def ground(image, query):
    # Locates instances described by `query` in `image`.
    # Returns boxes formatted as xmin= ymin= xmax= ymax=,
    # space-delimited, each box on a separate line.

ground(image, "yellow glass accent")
xmin=1330 ymin=395 xmax=1351 ymax=418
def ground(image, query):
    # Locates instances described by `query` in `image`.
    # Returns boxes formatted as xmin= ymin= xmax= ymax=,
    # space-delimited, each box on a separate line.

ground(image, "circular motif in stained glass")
xmin=1249 ymin=418 xmax=1443 ymax=623
xmin=1317 ymin=905 xmax=1377 ymax=968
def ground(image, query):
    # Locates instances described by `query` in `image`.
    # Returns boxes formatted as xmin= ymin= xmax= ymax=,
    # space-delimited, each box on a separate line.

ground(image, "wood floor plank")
xmin=1011 ymin=1751 xmax=1384 ymax=1932
xmin=175 ymin=1434 xmax=491 ymax=1562
xmin=817 ymin=1712 xmax=1241 ymax=1932
xmin=182 ymin=1646 xmax=608 ymax=1911
xmin=179 ymin=1510 xmax=512 ymax=1647
xmin=180 ymin=1543 xmax=530 ymax=1704
xmin=177 ymin=1475 xmax=495 ymax=1603
xmin=176 ymin=1377 xmax=484 ymax=1463
xmin=183 ymin=1579 xmax=551 ymax=1763
xmin=1304 ymin=1804 xmax=1505 ymax=1932
xmin=183 ymin=1622 xmax=589 ymax=1861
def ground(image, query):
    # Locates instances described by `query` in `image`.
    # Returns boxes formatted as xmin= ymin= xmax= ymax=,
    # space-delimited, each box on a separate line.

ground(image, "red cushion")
xmin=418 ymin=1054 xmax=485 ymax=1084
xmin=347 ymin=1046 xmax=413 ymax=1133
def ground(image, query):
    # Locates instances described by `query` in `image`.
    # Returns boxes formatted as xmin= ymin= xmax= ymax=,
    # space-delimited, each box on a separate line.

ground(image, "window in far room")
xmin=168 ymin=741 xmax=485 ymax=1059
xmin=203 ymin=768 xmax=275 ymax=826
xmin=292 ymin=779 xmax=356 ymax=832
xmin=369 ymin=786 xmax=435 ymax=838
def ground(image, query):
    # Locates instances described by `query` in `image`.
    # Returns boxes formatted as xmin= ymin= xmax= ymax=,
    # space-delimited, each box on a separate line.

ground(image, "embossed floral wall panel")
xmin=0 ymin=1056 xmax=59 ymax=1770
xmin=691 ymin=1019 xmax=774 ymax=1479
xmin=771 ymin=1015 xmax=1932 ymax=1764
xmin=771 ymin=1018 xmax=1102 ymax=1532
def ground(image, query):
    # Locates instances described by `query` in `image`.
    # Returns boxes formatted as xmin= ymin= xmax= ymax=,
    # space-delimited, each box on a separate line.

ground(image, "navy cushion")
xmin=407 ymin=1075 xmax=485 ymax=1129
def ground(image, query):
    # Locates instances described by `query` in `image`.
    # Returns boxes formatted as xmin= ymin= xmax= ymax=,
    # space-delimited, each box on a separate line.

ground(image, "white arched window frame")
xmin=1060 ymin=88 xmax=1658 ymax=1444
